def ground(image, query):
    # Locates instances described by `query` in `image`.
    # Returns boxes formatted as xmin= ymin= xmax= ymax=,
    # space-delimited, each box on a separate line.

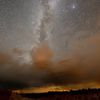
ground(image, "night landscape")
xmin=0 ymin=0 xmax=100 ymax=100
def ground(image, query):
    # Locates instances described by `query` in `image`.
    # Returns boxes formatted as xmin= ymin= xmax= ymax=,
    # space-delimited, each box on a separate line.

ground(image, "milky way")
xmin=0 ymin=0 xmax=100 ymax=51
xmin=0 ymin=0 xmax=100 ymax=91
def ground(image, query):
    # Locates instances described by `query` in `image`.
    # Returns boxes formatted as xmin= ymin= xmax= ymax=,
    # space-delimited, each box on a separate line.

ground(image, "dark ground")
xmin=0 ymin=88 xmax=100 ymax=100
xmin=19 ymin=88 xmax=100 ymax=100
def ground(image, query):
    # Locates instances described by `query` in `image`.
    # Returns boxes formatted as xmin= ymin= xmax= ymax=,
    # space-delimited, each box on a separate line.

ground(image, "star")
xmin=72 ymin=4 xmax=76 ymax=9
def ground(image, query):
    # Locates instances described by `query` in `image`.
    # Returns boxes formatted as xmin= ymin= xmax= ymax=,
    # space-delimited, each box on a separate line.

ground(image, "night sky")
xmin=0 ymin=0 xmax=100 ymax=93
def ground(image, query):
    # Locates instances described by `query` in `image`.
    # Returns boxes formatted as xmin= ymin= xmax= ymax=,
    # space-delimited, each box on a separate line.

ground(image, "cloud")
xmin=0 ymin=32 xmax=100 ymax=91
xmin=31 ymin=46 xmax=53 ymax=69
xmin=12 ymin=48 xmax=24 ymax=55
xmin=0 ymin=52 xmax=12 ymax=64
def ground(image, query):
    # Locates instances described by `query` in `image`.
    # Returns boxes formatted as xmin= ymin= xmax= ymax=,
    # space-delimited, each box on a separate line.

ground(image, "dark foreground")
xmin=20 ymin=89 xmax=100 ymax=100
xmin=0 ymin=88 xmax=100 ymax=100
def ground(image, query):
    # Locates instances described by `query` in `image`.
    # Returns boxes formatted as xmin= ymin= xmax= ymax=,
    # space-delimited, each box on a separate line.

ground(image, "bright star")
xmin=71 ymin=4 xmax=76 ymax=9
xmin=72 ymin=5 xmax=75 ymax=8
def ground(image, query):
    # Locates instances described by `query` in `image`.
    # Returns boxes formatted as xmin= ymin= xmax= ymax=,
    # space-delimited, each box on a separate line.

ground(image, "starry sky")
xmin=0 ymin=0 xmax=100 ymax=93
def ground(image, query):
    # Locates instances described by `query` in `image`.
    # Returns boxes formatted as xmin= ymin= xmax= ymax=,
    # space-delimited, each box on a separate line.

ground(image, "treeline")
xmin=19 ymin=88 xmax=100 ymax=99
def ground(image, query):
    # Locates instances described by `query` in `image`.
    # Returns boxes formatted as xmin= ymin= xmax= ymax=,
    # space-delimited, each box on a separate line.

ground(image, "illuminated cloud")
xmin=0 ymin=32 xmax=100 ymax=91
